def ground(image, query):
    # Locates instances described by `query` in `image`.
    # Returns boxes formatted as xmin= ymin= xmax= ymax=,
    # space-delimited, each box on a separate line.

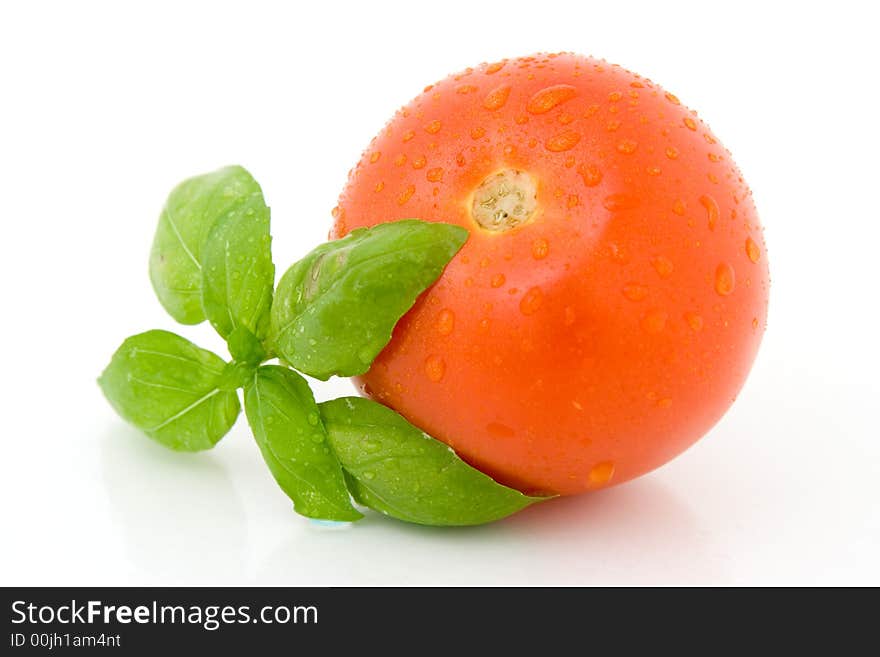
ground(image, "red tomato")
xmin=332 ymin=53 xmax=769 ymax=495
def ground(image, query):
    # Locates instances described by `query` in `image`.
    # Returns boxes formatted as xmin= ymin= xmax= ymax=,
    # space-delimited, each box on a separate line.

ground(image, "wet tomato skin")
xmin=332 ymin=53 xmax=769 ymax=496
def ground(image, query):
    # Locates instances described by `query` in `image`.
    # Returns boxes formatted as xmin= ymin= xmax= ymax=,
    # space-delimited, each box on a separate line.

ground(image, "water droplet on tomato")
xmin=519 ymin=287 xmax=544 ymax=315
xmin=641 ymin=309 xmax=668 ymax=333
xmin=424 ymin=119 xmax=442 ymax=134
xmin=616 ymin=139 xmax=638 ymax=154
xmin=665 ymin=146 xmax=679 ymax=159
xmin=683 ymin=117 xmax=697 ymax=131
xmin=672 ymin=199 xmax=686 ymax=216
xmin=424 ymin=355 xmax=446 ymax=382
xmin=684 ymin=312 xmax=704 ymax=332
xmin=622 ymin=283 xmax=648 ymax=301
xmin=487 ymin=422 xmax=515 ymax=438
xmin=578 ymin=163 xmax=603 ymax=187
xmin=699 ymin=194 xmax=719 ymax=230
xmin=526 ymin=84 xmax=578 ymax=114
xmin=397 ymin=185 xmax=415 ymax=205
xmin=470 ymin=126 xmax=486 ymax=139
xmin=752 ymin=317 xmax=759 ymax=329
xmin=426 ymin=167 xmax=444 ymax=182
xmin=483 ymin=84 xmax=511 ymax=110
xmin=651 ymin=256 xmax=674 ymax=278
xmin=665 ymin=92 xmax=680 ymax=105
xmin=491 ymin=273 xmax=506 ymax=288
xmin=603 ymin=193 xmax=637 ymax=211
xmin=564 ymin=306 xmax=576 ymax=326
xmin=545 ymin=130 xmax=581 ymax=152
xmin=485 ymin=61 xmax=505 ymax=74
xmin=588 ymin=461 xmax=615 ymax=486
xmin=369 ymin=151 xmax=381 ymax=163
xmin=746 ymin=237 xmax=761 ymax=263
xmin=412 ymin=155 xmax=426 ymax=169
xmin=402 ymin=130 xmax=415 ymax=142
xmin=714 ymin=263 xmax=735 ymax=296
xmin=607 ymin=242 xmax=629 ymax=264
xmin=374 ymin=181 xmax=385 ymax=193
xmin=532 ymin=238 xmax=549 ymax=260
xmin=436 ymin=309 xmax=455 ymax=336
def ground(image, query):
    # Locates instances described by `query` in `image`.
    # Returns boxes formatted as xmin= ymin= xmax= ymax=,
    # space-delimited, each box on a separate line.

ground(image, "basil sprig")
xmin=100 ymin=166 xmax=549 ymax=526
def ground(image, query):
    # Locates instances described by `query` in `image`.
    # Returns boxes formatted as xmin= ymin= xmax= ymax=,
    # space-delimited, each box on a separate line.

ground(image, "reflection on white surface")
xmin=100 ymin=425 xmax=248 ymax=584
xmin=255 ymin=479 xmax=723 ymax=586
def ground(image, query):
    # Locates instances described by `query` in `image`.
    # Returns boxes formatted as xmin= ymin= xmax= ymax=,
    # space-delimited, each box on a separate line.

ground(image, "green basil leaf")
xmin=98 ymin=330 xmax=240 ymax=451
xmin=244 ymin=366 xmax=362 ymax=522
xmin=201 ymin=188 xmax=273 ymax=343
xmin=269 ymin=219 xmax=468 ymax=380
xmin=320 ymin=397 xmax=545 ymax=526
xmin=149 ymin=166 xmax=263 ymax=324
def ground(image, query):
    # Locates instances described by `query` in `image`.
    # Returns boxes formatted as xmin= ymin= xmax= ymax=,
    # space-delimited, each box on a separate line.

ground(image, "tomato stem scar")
xmin=471 ymin=169 xmax=538 ymax=232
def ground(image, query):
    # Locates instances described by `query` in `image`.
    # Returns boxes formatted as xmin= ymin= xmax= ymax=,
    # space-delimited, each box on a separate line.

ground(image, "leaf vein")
xmin=147 ymin=388 xmax=221 ymax=432
xmin=163 ymin=206 xmax=201 ymax=271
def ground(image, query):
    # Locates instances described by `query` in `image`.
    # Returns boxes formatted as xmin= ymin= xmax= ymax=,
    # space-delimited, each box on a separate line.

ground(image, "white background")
xmin=1 ymin=0 xmax=878 ymax=586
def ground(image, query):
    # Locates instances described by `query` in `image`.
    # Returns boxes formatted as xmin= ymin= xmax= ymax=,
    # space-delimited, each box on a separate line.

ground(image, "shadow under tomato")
xmin=99 ymin=424 xmax=248 ymax=584
xmin=253 ymin=476 xmax=728 ymax=586
xmin=498 ymin=478 xmax=727 ymax=584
